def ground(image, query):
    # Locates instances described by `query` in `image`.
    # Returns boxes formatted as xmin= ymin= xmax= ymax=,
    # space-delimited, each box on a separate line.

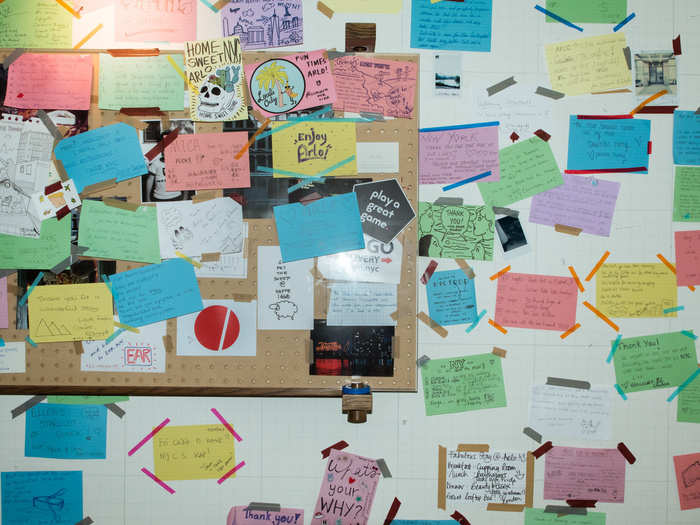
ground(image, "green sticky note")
xmin=0 ymin=218 xmax=70 ymax=270
xmin=678 ymin=375 xmax=700 ymax=424
xmin=478 ymin=137 xmax=563 ymax=208
xmin=78 ymin=200 xmax=161 ymax=264
xmin=417 ymin=203 xmax=494 ymax=260
xmin=47 ymin=396 xmax=129 ymax=405
xmin=525 ymin=508 xmax=606 ymax=524
xmin=673 ymin=166 xmax=700 ymax=222
xmin=545 ymin=0 xmax=627 ymax=23
xmin=613 ymin=332 xmax=698 ymax=394
xmin=98 ymin=54 xmax=186 ymax=111
xmin=0 ymin=0 xmax=72 ymax=48
xmin=421 ymin=353 xmax=506 ymax=416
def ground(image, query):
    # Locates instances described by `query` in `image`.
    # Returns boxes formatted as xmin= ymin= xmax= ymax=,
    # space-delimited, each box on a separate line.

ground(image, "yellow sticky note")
xmin=323 ymin=0 xmax=402 ymax=13
xmin=28 ymin=283 xmax=113 ymax=343
xmin=272 ymin=121 xmax=357 ymax=177
xmin=154 ymin=425 xmax=236 ymax=481
xmin=596 ymin=263 xmax=678 ymax=318
xmin=545 ymin=33 xmax=632 ymax=96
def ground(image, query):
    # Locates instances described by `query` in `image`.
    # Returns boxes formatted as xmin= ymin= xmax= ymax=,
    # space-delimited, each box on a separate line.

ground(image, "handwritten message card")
xmin=524 ymin=508 xmax=607 ymax=525
xmin=418 ymin=203 xmax=494 ymax=260
xmin=115 ymin=0 xmax=196 ymax=42
xmin=613 ymin=332 xmax=698 ymax=393
xmin=421 ymin=354 xmax=506 ymax=416
xmin=226 ymin=506 xmax=304 ymax=525
xmin=545 ymin=33 xmax=632 ymax=96
xmin=678 ymin=377 xmax=700 ymax=424
xmin=327 ymin=282 xmax=397 ymax=326
xmin=675 ymin=230 xmax=700 ymax=286
xmin=478 ymin=137 xmax=563 ymax=208
xmin=673 ymin=111 xmax=700 ymax=166
xmin=674 ymin=166 xmax=700 ymax=221
xmin=221 ymin=0 xmax=303 ymax=50
xmin=411 ymin=0 xmax=493 ymax=52
xmin=596 ymin=263 xmax=677 ymax=318
xmin=426 ymin=269 xmax=477 ymax=326
xmin=419 ymin=123 xmax=499 ymax=184
xmin=317 ymin=235 xmax=403 ymax=284
xmin=1 ymin=470 xmax=82 ymax=525
xmin=28 ymin=283 xmax=113 ymax=343
xmin=25 ymin=403 xmax=107 ymax=460
xmin=0 ymin=218 xmax=70 ymax=270
xmin=154 ymin=424 xmax=236 ymax=481
xmin=0 ymin=341 xmax=25 ymax=373
xmin=0 ymin=277 xmax=7 ymax=329
xmin=0 ymin=0 xmax=72 ymax=48
xmin=110 ymin=258 xmax=203 ymax=327
xmin=674 ymin=452 xmax=700 ymax=510
xmin=310 ymin=448 xmax=381 ymax=525
xmin=545 ymin=0 xmax=627 ymax=23
xmin=544 ymin=447 xmax=626 ymax=503
xmin=495 ymin=273 xmax=578 ymax=331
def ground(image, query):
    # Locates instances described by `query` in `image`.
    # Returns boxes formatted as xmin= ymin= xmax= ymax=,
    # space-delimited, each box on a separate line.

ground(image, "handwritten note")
xmin=419 ymin=123 xmax=499 ymax=184
xmin=545 ymin=0 xmax=627 ymax=23
xmin=495 ymin=273 xmax=578 ymax=331
xmin=524 ymin=508 xmax=607 ymax=525
xmin=110 ymin=258 xmax=203 ymax=327
xmin=544 ymin=446 xmax=626 ymax=502
xmin=673 ymin=166 xmax=700 ymax=221
xmin=154 ymin=424 xmax=236 ymax=481
xmin=530 ymin=173 xmax=620 ymax=236
xmin=25 ymin=403 xmax=107 ymax=460
xmin=221 ymin=0 xmax=303 ymax=50
xmin=545 ymin=33 xmax=632 ymax=96
xmin=673 ymin=111 xmax=700 ymax=166
xmin=227 ymin=506 xmax=304 ymax=525
xmin=0 ymin=0 xmax=72 ymax=48
xmin=426 ymin=270 xmax=477 ymax=326
xmin=1 ymin=470 xmax=82 ymax=525
xmin=674 ymin=453 xmax=700 ymax=510
xmin=411 ymin=0 xmax=493 ymax=52
xmin=0 ymin=341 xmax=25 ymax=373
xmin=0 ymin=277 xmax=7 ymax=329
xmin=418 ymin=203 xmax=494 ymax=260
xmin=613 ymin=332 xmax=698 ymax=393
xmin=421 ymin=354 xmax=507 ymax=416
xmin=596 ymin=263 xmax=678 ymax=318
xmin=310 ymin=448 xmax=381 ymax=525
xmin=0 ymin=218 xmax=70 ymax=270
xmin=115 ymin=0 xmax=196 ymax=42
xmin=678 ymin=375 xmax=700 ymax=424
xmin=98 ymin=55 xmax=186 ymax=112
xmin=317 ymin=235 xmax=403 ymax=284
xmin=478 ymin=137 xmax=563 ymax=207
xmin=28 ymin=283 xmax=113 ymax=343
xmin=327 ymin=282 xmax=397 ymax=326
xmin=332 ymin=56 xmax=417 ymax=119
xmin=675 ymin=230 xmax=700 ymax=286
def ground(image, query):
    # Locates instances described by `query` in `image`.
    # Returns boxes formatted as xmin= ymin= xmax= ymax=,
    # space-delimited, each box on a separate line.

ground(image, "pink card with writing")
xmin=544 ymin=446 xmax=626 ymax=503
xmin=674 ymin=452 xmax=700 ymax=510
xmin=0 ymin=277 xmax=7 ymax=330
xmin=226 ymin=506 xmax=304 ymax=525
xmin=311 ymin=448 xmax=381 ymax=525
xmin=675 ymin=230 xmax=700 ymax=286
xmin=495 ymin=272 xmax=578 ymax=331
xmin=4 ymin=54 xmax=92 ymax=110
xmin=115 ymin=1 xmax=196 ymax=42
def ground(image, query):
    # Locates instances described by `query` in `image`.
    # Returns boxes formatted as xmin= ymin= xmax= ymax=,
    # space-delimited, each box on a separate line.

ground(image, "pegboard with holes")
xmin=0 ymin=50 xmax=418 ymax=396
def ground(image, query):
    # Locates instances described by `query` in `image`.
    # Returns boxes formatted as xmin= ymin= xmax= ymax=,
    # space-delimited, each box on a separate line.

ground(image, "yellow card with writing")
xmin=153 ymin=424 xmax=236 ymax=481
xmin=28 ymin=283 xmax=113 ymax=343
xmin=596 ymin=263 xmax=678 ymax=318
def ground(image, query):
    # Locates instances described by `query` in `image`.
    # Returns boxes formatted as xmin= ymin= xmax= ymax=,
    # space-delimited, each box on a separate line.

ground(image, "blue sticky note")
xmin=567 ymin=116 xmax=651 ymax=172
xmin=54 ymin=122 xmax=148 ymax=192
xmin=411 ymin=0 xmax=493 ymax=52
xmin=673 ymin=110 xmax=700 ymax=166
xmin=1 ymin=471 xmax=83 ymax=525
xmin=426 ymin=270 xmax=477 ymax=326
xmin=25 ymin=404 xmax=107 ymax=460
xmin=110 ymin=258 xmax=203 ymax=327
xmin=273 ymin=193 xmax=365 ymax=262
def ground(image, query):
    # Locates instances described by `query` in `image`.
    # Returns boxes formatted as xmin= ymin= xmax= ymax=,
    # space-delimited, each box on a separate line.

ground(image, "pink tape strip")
xmin=141 ymin=467 xmax=175 ymax=494
xmin=217 ymin=460 xmax=246 ymax=485
xmin=211 ymin=408 xmax=243 ymax=442
xmin=128 ymin=418 xmax=170 ymax=456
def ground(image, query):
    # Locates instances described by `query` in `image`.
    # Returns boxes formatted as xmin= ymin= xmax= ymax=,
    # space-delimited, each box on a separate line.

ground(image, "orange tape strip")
xmin=73 ymin=23 xmax=103 ymax=49
xmin=235 ymin=118 xmax=270 ymax=160
xmin=490 ymin=265 xmax=511 ymax=281
xmin=583 ymin=301 xmax=619 ymax=332
xmin=568 ymin=266 xmax=585 ymax=292
xmin=584 ymin=251 xmax=610 ymax=281
xmin=630 ymin=89 xmax=668 ymax=115
xmin=488 ymin=318 xmax=508 ymax=334
xmin=56 ymin=0 xmax=81 ymax=18
xmin=560 ymin=323 xmax=581 ymax=339
xmin=657 ymin=253 xmax=695 ymax=291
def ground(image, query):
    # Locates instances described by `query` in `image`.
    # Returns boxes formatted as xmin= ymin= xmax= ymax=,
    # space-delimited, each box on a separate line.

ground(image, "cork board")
xmin=0 ymin=49 xmax=418 ymax=396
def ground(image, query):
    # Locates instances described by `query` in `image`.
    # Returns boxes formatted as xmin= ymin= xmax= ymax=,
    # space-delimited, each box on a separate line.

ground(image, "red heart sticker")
xmin=348 ymin=477 xmax=356 ymax=484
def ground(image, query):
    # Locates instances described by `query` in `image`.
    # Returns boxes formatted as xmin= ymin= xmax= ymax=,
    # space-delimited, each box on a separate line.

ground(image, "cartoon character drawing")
xmin=284 ymin=84 xmax=298 ymax=104
xmin=197 ymin=65 xmax=242 ymax=121
xmin=269 ymin=300 xmax=299 ymax=320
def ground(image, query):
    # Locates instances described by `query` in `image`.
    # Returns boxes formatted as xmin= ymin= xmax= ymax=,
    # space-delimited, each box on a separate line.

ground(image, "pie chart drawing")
xmin=194 ymin=305 xmax=240 ymax=351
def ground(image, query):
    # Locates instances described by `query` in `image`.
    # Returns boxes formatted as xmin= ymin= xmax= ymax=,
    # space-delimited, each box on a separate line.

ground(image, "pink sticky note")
xmin=0 ymin=277 xmax=7 ymax=330
xmin=674 ymin=452 xmax=700 ymax=510
xmin=226 ymin=506 xmax=304 ymax=525
xmin=544 ymin=446 xmax=626 ymax=503
xmin=311 ymin=448 xmax=381 ymax=525
xmin=4 ymin=54 xmax=93 ymax=110
xmin=164 ymin=132 xmax=250 ymax=191
xmin=495 ymin=272 xmax=578 ymax=331
xmin=419 ymin=123 xmax=500 ymax=184
xmin=115 ymin=2 xmax=196 ymax=42
xmin=675 ymin=230 xmax=700 ymax=286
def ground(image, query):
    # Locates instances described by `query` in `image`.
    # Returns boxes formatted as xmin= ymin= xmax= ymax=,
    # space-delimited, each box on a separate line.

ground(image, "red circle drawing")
xmin=194 ymin=305 xmax=240 ymax=351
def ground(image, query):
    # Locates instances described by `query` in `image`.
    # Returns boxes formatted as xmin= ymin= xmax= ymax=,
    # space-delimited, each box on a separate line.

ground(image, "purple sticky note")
xmin=221 ymin=0 xmax=304 ymax=50
xmin=529 ymin=173 xmax=620 ymax=236
xmin=0 ymin=277 xmax=7 ymax=329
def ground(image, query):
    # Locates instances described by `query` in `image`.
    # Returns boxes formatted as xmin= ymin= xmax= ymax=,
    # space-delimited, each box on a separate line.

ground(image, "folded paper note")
xmin=418 ymin=203 xmax=494 ymax=260
xmin=1 ymin=471 xmax=82 ymax=525
xmin=411 ymin=0 xmax=493 ymax=52
xmin=426 ymin=269 xmax=477 ymax=326
xmin=596 ymin=263 xmax=677 ymax=318
xmin=0 ymin=0 xmax=72 ymax=48
xmin=673 ymin=111 xmax=700 ymax=166
xmin=220 ymin=0 xmax=304 ymax=50
xmin=673 ymin=166 xmax=700 ymax=221
xmin=115 ymin=0 xmax=196 ymax=42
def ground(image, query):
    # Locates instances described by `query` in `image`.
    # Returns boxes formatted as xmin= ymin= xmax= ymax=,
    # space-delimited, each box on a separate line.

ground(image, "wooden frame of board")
xmin=0 ymin=49 xmax=419 ymax=397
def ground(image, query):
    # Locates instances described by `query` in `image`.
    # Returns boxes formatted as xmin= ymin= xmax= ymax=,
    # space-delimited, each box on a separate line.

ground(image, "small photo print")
xmin=495 ymin=215 xmax=529 ymax=259
xmin=434 ymin=54 xmax=462 ymax=96
xmin=633 ymin=51 xmax=678 ymax=106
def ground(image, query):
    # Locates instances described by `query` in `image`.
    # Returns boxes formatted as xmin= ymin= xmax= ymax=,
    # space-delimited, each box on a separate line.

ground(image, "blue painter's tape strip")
xmin=614 ymin=384 xmax=627 ymax=400
xmin=613 ymin=12 xmax=636 ymax=32
xmin=663 ymin=306 xmax=684 ymax=314
xmin=199 ymin=0 xmax=219 ymax=13
xmin=681 ymin=330 xmax=698 ymax=340
xmin=606 ymin=334 xmax=623 ymax=364
xmin=105 ymin=328 xmax=125 ymax=344
xmin=466 ymin=309 xmax=487 ymax=334
xmin=18 ymin=272 xmax=44 ymax=307
xmin=420 ymin=121 xmax=499 ymax=133
xmin=25 ymin=336 xmax=37 ymax=348
xmin=0 ymin=337 xmax=5 ymax=347
xmin=255 ymin=106 xmax=330 ymax=141
xmin=534 ymin=5 xmax=584 ymax=32
xmin=442 ymin=171 xmax=492 ymax=191
xmin=667 ymin=368 xmax=700 ymax=402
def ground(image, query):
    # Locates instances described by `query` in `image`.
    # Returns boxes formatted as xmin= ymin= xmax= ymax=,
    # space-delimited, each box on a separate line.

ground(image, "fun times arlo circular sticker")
xmin=250 ymin=59 xmax=305 ymax=114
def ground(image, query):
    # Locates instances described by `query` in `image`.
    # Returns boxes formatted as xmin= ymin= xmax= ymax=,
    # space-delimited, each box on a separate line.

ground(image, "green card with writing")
xmin=673 ymin=166 xmax=700 ymax=222
xmin=678 ymin=376 xmax=700 ymax=424
xmin=0 ymin=0 xmax=72 ymax=48
xmin=47 ymin=396 xmax=129 ymax=405
xmin=525 ymin=508 xmax=606 ymax=524
xmin=545 ymin=0 xmax=627 ymax=23
xmin=0 ymin=218 xmax=70 ymax=270
xmin=418 ymin=203 xmax=494 ymax=260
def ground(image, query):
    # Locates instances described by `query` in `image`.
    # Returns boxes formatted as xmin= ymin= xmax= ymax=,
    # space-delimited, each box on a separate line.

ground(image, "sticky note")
xmin=421 ymin=354 xmax=507 ymax=415
xmin=673 ymin=166 xmax=700 ymax=221
xmin=545 ymin=33 xmax=632 ymax=96
xmin=0 ymin=217 xmax=70 ymax=270
xmin=1 ymin=471 xmax=83 ymax=525
xmin=98 ymin=55 xmax=186 ymax=112
xmin=524 ymin=508 xmax=607 ymax=524
xmin=273 ymin=193 xmax=365 ymax=262
xmin=673 ymin=111 xmax=700 ymax=166
xmin=25 ymin=403 xmax=107 ymax=460
xmin=154 ymin=424 xmax=236 ymax=481
xmin=426 ymin=270 xmax=477 ymax=326
xmin=678 ymin=374 xmax=700 ymax=424
xmin=674 ymin=452 xmax=700 ymax=510
xmin=78 ymin=200 xmax=161 ymax=264
xmin=54 ymin=123 xmax=148 ymax=192
xmin=227 ymin=506 xmax=305 ymax=525
xmin=0 ymin=341 xmax=25 ymax=373
xmin=110 ymin=258 xmax=203 ymax=327
xmin=675 ymin=230 xmax=700 ymax=286
xmin=545 ymin=0 xmax=627 ymax=23
xmin=418 ymin=203 xmax=495 ymax=260
xmin=28 ymin=283 xmax=113 ymax=343
xmin=0 ymin=0 xmax=72 ymax=48
xmin=0 ymin=277 xmax=7 ymax=329
xmin=221 ymin=0 xmax=304 ymax=50
xmin=115 ymin=0 xmax=196 ymax=42
xmin=478 ymin=137 xmax=563 ymax=208
xmin=411 ymin=0 xmax=493 ymax=52
xmin=596 ymin=263 xmax=678 ymax=318
xmin=322 ymin=0 xmax=402 ymax=12
xmin=613 ymin=332 xmax=698 ymax=393
xmin=46 ymin=396 xmax=129 ymax=405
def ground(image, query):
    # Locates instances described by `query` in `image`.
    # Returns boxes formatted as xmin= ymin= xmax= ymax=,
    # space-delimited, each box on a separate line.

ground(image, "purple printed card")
xmin=221 ymin=0 xmax=303 ymax=50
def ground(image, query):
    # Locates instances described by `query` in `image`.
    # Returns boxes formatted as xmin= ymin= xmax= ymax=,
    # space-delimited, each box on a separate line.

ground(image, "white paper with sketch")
xmin=528 ymin=384 xmax=612 ymax=441
xmin=445 ymin=450 xmax=527 ymax=505
xmin=193 ymin=224 xmax=248 ymax=279
xmin=327 ymin=282 xmax=397 ymax=326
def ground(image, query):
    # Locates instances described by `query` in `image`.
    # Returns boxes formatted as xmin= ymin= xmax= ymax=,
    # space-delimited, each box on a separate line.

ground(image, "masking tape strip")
xmin=55 ymin=0 xmax=81 ymax=18
xmin=73 ymin=341 xmax=83 ymax=354
xmin=246 ymin=503 xmax=282 ymax=512
xmin=211 ymin=407 xmax=243 ymax=442
xmin=535 ymin=86 xmax=565 ymax=100
xmin=656 ymin=254 xmax=696 ymax=291
xmin=442 ymin=170 xmax=491 ymax=191
xmin=105 ymin=328 xmax=126 ymax=344
xmin=613 ymin=12 xmax=636 ymax=32
xmin=617 ymin=442 xmax=636 ymax=464
xmin=176 ymin=251 xmax=202 ymax=268
xmin=584 ymin=250 xmax=610 ymax=281
xmin=592 ymin=88 xmax=632 ymax=95
xmin=192 ymin=190 xmax=219 ymax=203
xmin=534 ymin=5 xmax=583 ymax=32
xmin=389 ymin=310 xmax=398 ymax=321
xmin=544 ymin=506 xmax=586 ymax=516
xmin=486 ymin=76 xmax=516 ymax=96
xmin=200 ymin=252 xmax=221 ymax=262
xmin=555 ymin=224 xmax=582 ymax=236
xmin=560 ymin=323 xmax=581 ymax=339
xmin=583 ymin=301 xmax=619 ymax=331
xmin=235 ymin=118 xmax=270 ymax=160
xmin=104 ymin=198 xmax=140 ymax=212
xmin=417 ymin=355 xmax=431 ymax=367
xmin=81 ymin=178 xmax=118 ymax=195
xmin=3 ymin=48 xmax=25 ymax=68
xmin=490 ymin=265 xmax=510 ymax=280
xmin=73 ymin=24 xmax=103 ymax=50
xmin=376 ymin=458 xmax=392 ymax=478
xmin=255 ymin=106 xmax=329 ymax=141
xmin=112 ymin=113 xmax=149 ymax=129
xmin=199 ymin=0 xmax=219 ymax=12
xmin=107 ymin=48 xmax=160 ymax=57
xmin=24 ymin=335 xmax=37 ymax=348
xmin=681 ymin=330 xmax=697 ymax=340
xmin=492 ymin=347 xmax=507 ymax=358
xmin=144 ymin=127 xmax=179 ymax=162
xmin=455 ymin=258 xmax=475 ymax=279
xmin=533 ymin=441 xmax=553 ymax=459
xmin=568 ymin=266 xmax=584 ymax=292
xmin=667 ymin=368 xmax=700 ymax=402
xmin=128 ymin=417 xmax=171 ymax=456
xmin=382 ymin=497 xmax=401 ymax=525
xmin=630 ymin=89 xmax=668 ymax=115
xmin=417 ymin=311 xmax=448 ymax=338
xmin=105 ymin=403 xmax=126 ymax=418
xmin=11 ymin=395 xmax=46 ymax=419
xmin=75 ymin=517 xmax=94 ymax=525
xmin=420 ymin=260 xmax=438 ymax=284
xmin=166 ymin=55 xmax=197 ymax=92
xmin=141 ymin=467 xmax=175 ymax=494
xmin=486 ymin=503 xmax=525 ymax=512
xmin=450 ymin=510 xmax=471 ymax=525
xmin=321 ymin=440 xmax=349 ymax=459
xmin=566 ymin=500 xmax=597 ymax=508
xmin=217 ymin=460 xmax=246 ymax=485
xmin=465 ymin=309 xmax=487 ymax=333
xmin=523 ymin=427 xmax=542 ymax=444
xmin=492 ymin=206 xmax=519 ymax=217
xmin=36 ymin=110 xmax=64 ymax=141
xmin=525 ymin=451 xmax=534 ymax=507
xmin=51 ymin=245 xmax=90 ymax=275
xmin=114 ymin=321 xmax=140 ymax=333
xmin=623 ymin=46 xmax=632 ymax=69
xmin=615 ymin=383 xmax=628 ymax=400
xmin=606 ymin=334 xmax=623 ymax=363
xmin=488 ymin=318 xmax=508 ymax=334
xmin=19 ymin=272 xmax=44 ymax=306
xmin=434 ymin=197 xmax=463 ymax=206
xmin=546 ymin=377 xmax=591 ymax=390
xmin=317 ymin=1 xmax=334 ymax=19
xmin=457 ymin=444 xmax=489 ymax=452
xmin=533 ymin=129 xmax=551 ymax=142
xmin=438 ymin=445 xmax=447 ymax=510
xmin=162 ymin=335 xmax=174 ymax=352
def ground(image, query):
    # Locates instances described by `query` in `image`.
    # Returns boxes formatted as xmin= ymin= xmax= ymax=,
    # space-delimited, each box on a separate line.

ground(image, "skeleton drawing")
xmin=197 ymin=66 xmax=242 ymax=121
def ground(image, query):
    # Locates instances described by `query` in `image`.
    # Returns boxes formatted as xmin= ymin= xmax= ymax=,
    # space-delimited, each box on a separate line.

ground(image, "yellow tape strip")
xmin=175 ymin=251 xmax=202 ymax=268
xmin=166 ymin=55 xmax=197 ymax=93
xmin=73 ymin=23 xmax=103 ymax=49
xmin=114 ymin=321 xmax=140 ymax=333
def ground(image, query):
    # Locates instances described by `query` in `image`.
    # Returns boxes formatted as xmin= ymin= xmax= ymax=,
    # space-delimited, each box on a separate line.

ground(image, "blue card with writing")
xmin=273 ymin=193 xmax=365 ymax=262
xmin=567 ymin=116 xmax=650 ymax=172
xmin=426 ymin=270 xmax=477 ymax=326
xmin=673 ymin=110 xmax=700 ymax=166
xmin=1 ymin=471 xmax=83 ymax=525
xmin=411 ymin=0 xmax=493 ymax=52
xmin=110 ymin=258 xmax=203 ymax=327
xmin=25 ymin=404 xmax=107 ymax=460
xmin=54 ymin=122 xmax=148 ymax=192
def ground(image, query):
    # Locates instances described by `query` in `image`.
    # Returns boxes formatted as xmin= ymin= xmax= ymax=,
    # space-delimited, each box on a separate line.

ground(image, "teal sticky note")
xmin=411 ymin=0 xmax=493 ymax=52
xmin=427 ymin=270 xmax=477 ymax=326
xmin=673 ymin=110 xmax=700 ymax=166
xmin=1 ymin=471 xmax=82 ymax=525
